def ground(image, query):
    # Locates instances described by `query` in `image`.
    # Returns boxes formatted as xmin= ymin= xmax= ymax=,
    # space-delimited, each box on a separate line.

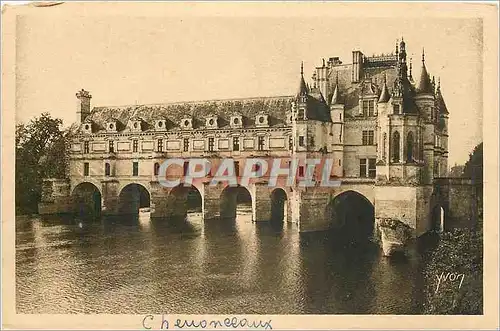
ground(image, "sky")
xmin=15 ymin=14 xmax=483 ymax=166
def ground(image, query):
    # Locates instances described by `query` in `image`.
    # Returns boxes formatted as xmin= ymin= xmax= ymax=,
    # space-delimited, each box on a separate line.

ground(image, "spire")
xmin=378 ymin=74 xmax=391 ymax=103
xmin=435 ymin=77 xmax=449 ymax=114
xmin=298 ymin=61 xmax=308 ymax=96
xmin=409 ymin=57 xmax=414 ymax=82
xmin=417 ymin=47 xmax=433 ymax=94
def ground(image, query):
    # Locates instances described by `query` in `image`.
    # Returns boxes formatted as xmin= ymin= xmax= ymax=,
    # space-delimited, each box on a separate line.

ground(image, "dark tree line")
xmin=15 ymin=113 xmax=75 ymax=214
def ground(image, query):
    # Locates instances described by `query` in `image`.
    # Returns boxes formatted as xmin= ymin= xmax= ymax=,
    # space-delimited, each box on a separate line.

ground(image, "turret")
xmin=329 ymin=72 xmax=344 ymax=177
xmin=76 ymin=89 xmax=92 ymax=124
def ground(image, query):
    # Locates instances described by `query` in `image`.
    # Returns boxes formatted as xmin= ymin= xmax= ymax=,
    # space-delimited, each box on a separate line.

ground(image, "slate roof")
xmin=85 ymin=96 xmax=294 ymax=133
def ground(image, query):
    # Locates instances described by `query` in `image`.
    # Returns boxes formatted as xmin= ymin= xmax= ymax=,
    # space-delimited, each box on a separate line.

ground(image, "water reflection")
xmin=16 ymin=208 xmax=424 ymax=314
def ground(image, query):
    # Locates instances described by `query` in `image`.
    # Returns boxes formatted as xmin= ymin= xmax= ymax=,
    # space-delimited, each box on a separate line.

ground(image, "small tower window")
xmin=383 ymin=133 xmax=387 ymax=160
xmin=394 ymin=104 xmax=400 ymax=114
xmin=105 ymin=163 xmax=111 ymax=176
xmin=407 ymin=132 xmax=414 ymax=162
xmin=154 ymin=162 xmax=160 ymax=176
xmin=183 ymin=138 xmax=189 ymax=152
xmin=84 ymin=162 xmax=89 ymax=176
xmin=298 ymin=136 xmax=305 ymax=147
xmin=132 ymin=162 xmax=139 ymax=176
xmin=298 ymin=109 xmax=305 ymax=120
xmin=84 ymin=141 xmax=90 ymax=154
xmin=393 ymin=131 xmax=400 ymax=163
xmin=288 ymin=136 xmax=293 ymax=150
xmin=109 ymin=140 xmax=114 ymax=153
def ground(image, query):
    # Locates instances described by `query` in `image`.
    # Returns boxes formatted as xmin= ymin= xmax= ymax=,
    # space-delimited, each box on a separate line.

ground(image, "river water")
xmin=16 ymin=205 xmax=427 ymax=314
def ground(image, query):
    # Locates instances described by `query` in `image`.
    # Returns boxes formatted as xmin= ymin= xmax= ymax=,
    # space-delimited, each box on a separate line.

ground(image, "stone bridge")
xmin=39 ymin=176 xmax=480 ymax=256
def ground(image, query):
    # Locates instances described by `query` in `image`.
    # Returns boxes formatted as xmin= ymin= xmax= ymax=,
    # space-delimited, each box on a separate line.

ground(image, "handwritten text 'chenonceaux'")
xmin=142 ymin=315 xmax=273 ymax=330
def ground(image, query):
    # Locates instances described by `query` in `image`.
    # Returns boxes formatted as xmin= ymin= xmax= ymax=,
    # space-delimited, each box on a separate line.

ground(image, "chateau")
xmin=39 ymin=39 xmax=477 ymax=255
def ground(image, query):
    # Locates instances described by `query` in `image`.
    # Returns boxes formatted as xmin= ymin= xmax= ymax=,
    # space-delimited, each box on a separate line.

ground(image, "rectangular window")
xmin=359 ymin=159 xmax=367 ymax=178
xmin=258 ymin=136 xmax=265 ymax=151
xmin=154 ymin=163 xmax=160 ymax=176
xmin=233 ymin=137 xmax=240 ymax=151
xmin=362 ymin=130 xmax=374 ymax=145
xmin=298 ymin=136 xmax=305 ymax=147
xmin=394 ymin=104 xmax=400 ymax=114
xmin=84 ymin=162 xmax=89 ymax=176
xmin=183 ymin=138 xmax=189 ymax=152
xmin=158 ymin=139 xmax=163 ymax=152
xmin=133 ymin=139 xmax=138 ymax=153
xmin=368 ymin=158 xmax=376 ymax=178
xmin=105 ymin=163 xmax=110 ymax=176
xmin=109 ymin=140 xmax=114 ymax=153
xmin=234 ymin=161 xmax=239 ymax=176
xmin=183 ymin=161 xmax=189 ymax=176
xmin=368 ymin=100 xmax=375 ymax=116
xmin=133 ymin=162 xmax=139 ymax=176
xmin=362 ymin=100 xmax=368 ymax=117
xmin=298 ymin=165 xmax=305 ymax=177
xmin=298 ymin=109 xmax=305 ymax=120
xmin=208 ymin=137 xmax=214 ymax=152
xmin=84 ymin=141 xmax=89 ymax=154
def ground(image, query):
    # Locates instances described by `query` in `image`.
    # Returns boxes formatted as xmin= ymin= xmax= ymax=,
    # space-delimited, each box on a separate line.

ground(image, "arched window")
xmin=407 ymin=132 xmax=414 ymax=162
xmin=393 ymin=131 xmax=400 ymax=163
xmin=154 ymin=162 xmax=160 ymax=176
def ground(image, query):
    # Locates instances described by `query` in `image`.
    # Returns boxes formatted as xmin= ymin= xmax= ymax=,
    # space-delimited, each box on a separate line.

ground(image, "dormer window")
xmin=256 ymin=114 xmax=269 ymax=127
xmin=361 ymin=99 xmax=376 ymax=116
xmin=156 ymin=119 xmax=167 ymax=131
xmin=230 ymin=114 xmax=243 ymax=128
xmin=81 ymin=120 xmax=93 ymax=134
xmin=205 ymin=115 xmax=219 ymax=129
xmin=106 ymin=120 xmax=118 ymax=133
xmin=181 ymin=117 xmax=193 ymax=130
xmin=129 ymin=117 xmax=143 ymax=132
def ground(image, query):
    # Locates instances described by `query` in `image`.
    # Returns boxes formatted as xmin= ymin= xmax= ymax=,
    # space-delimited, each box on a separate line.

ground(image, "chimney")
xmin=76 ymin=89 xmax=92 ymax=124
xmin=352 ymin=51 xmax=364 ymax=83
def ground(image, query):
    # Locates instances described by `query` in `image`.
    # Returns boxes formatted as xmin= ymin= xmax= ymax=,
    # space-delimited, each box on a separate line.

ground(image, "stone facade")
xmin=39 ymin=39 xmax=479 ymax=256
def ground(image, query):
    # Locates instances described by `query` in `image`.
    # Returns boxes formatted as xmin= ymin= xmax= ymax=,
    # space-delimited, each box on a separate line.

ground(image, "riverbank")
xmin=422 ymin=223 xmax=483 ymax=314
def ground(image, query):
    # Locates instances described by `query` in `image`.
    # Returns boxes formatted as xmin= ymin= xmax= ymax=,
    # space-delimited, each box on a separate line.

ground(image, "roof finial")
xmin=396 ymin=39 xmax=399 ymax=55
xmin=301 ymin=61 xmax=304 ymax=76
xmin=422 ymin=47 xmax=425 ymax=63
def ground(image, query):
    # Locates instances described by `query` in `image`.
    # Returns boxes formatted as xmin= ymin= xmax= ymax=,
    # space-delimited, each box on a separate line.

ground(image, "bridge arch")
xmin=325 ymin=190 xmax=375 ymax=242
xmin=270 ymin=188 xmax=288 ymax=223
xmin=167 ymin=183 xmax=203 ymax=219
xmin=220 ymin=184 xmax=253 ymax=219
xmin=72 ymin=182 xmax=102 ymax=219
xmin=118 ymin=183 xmax=151 ymax=216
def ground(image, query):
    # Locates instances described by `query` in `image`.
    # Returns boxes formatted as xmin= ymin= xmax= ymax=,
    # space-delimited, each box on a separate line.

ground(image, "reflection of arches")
xmin=220 ymin=185 xmax=252 ymax=219
xmin=168 ymin=184 xmax=203 ymax=218
xmin=72 ymin=182 xmax=101 ymax=219
xmin=393 ymin=131 xmax=400 ymax=162
xmin=431 ymin=205 xmax=445 ymax=232
xmin=325 ymin=190 xmax=375 ymax=242
xmin=407 ymin=131 xmax=414 ymax=162
xmin=118 ymin=183 xmax=150 ymax=215
xmin=270 ymin=188 xmax=288 ymax=223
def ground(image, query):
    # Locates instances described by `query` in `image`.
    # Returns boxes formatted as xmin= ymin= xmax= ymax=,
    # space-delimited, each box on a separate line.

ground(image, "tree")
xmin=15 ymin=113 xmax=73 ymax=214
xmin=462 ymin=142 xmax=483 ymax=215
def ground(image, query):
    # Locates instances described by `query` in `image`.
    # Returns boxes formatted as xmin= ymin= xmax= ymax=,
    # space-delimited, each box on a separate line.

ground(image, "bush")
xmin=422 ymin=226 xmax=483 ymax=314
